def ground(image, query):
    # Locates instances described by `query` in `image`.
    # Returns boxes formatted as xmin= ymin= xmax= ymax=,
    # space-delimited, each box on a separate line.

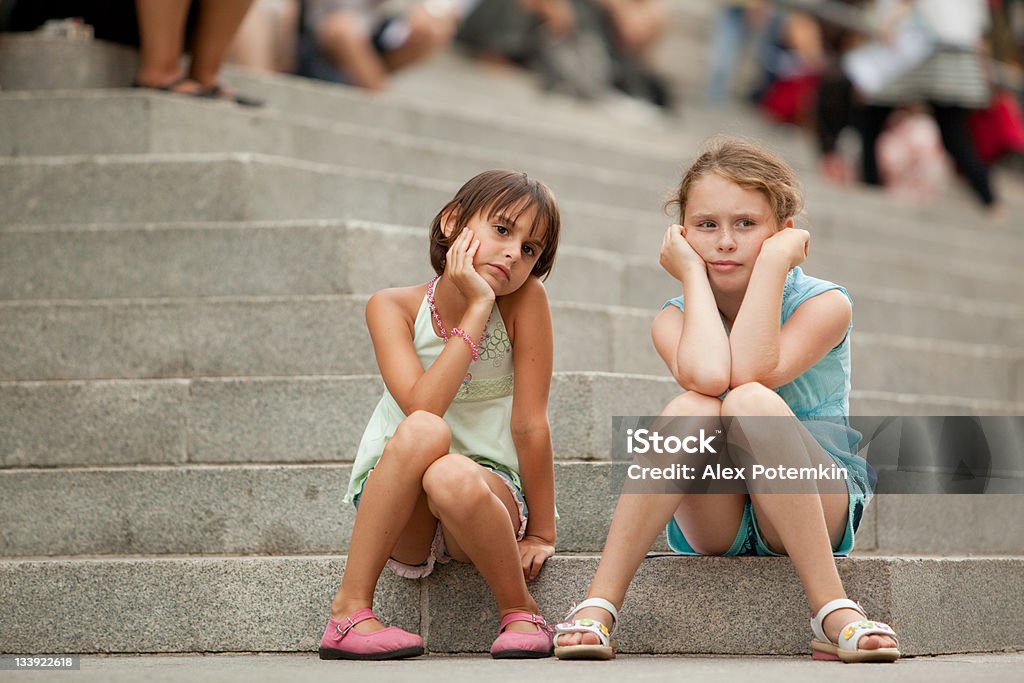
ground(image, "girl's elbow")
xmin=697 ymin=376 xmax=730 ymax=397
xmin=511 ymin=419 xmax=551 ymax=442
xmin=679 ymin=369 xmax=729 ymax=397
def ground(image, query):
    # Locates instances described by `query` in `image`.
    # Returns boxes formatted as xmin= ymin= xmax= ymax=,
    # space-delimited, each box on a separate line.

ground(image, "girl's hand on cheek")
xmin=660 ymin=224 xmax=706 ymax=281
xmin=447 ymin=228 xmax=496 ymax=304
xmin=761 ymin=227 xmax=809 ymax=269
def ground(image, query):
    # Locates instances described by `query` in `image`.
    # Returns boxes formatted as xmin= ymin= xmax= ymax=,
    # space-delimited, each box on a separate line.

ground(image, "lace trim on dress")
xmin=454 ymin=372 xmax=514 ymax=403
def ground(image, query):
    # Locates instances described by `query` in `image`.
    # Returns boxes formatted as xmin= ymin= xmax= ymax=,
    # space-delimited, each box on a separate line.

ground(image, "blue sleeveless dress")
xmin=661 ymin=266 xmax=872 ymax=556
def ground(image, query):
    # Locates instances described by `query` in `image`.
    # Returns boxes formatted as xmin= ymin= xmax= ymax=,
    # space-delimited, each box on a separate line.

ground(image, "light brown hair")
xmin=667 ymin=136 xmax=804 ymax=228
xmin=429 ymin=170 xmax=561 ymax=280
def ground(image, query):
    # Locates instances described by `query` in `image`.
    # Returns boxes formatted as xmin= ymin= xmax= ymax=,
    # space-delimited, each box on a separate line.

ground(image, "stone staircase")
xmin=2 ymin=22 xmax=1023 ymax=658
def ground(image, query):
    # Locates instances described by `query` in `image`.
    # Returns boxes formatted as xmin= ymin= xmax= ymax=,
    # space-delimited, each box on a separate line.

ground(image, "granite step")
xmin=1 ymin=221 xmax=1021 ymax=346
xmin=4 ymin=154 xmax=1022 ymax=273
xmin=2 ymin=296 xmax=1021 ymax=402
xmin=3 ymin=373 xmax=1022 ymax=471
xmin=0 ymin=91 xmax=666 ymax=213
xmin=4 ymin=460 xmax=1024 ymax=558
xmin=2 ymin=554 xmax=1021 ymax=655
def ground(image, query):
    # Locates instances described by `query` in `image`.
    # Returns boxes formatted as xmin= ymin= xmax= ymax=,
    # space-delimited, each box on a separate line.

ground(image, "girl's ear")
xmin=783 ymin=217 xmax=795 ymax=230
xmin=440 ymin=204 xmax=458 ymax=238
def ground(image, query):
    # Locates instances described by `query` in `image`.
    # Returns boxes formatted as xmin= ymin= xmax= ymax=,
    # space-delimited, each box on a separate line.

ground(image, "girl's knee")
xmin=721 ymin=382 xmax=784 ymax=417
xmin=422 ymin=455 xmax=490 ymax=513
xmin=390 ymin=410 xmax=451 ymax=457
xmin=662 ymin=390 xmax=723 ymax=417
xmin=316 ymin=11 xmax=364 ymax=49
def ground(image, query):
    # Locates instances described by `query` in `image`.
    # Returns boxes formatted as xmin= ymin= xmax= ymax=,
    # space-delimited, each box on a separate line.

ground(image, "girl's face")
xmin=682 ymin=173 xmax=787 ymax=291
xmin=447 ymin=202 xmax=546 ymax=296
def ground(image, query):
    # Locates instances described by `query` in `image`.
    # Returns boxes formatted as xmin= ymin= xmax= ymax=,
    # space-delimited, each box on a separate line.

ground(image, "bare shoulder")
xmin=795 ymin=288 xmax=852 ymax=318
xmin=366 ymin=284 xmax=427 ymax=327
xmin=498 ymin=277 xmax=550 ymax=340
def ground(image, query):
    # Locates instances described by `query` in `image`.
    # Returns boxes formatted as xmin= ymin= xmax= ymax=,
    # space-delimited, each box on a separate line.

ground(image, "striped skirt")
xmin=869 ymin=48 xmax=991 ymax=109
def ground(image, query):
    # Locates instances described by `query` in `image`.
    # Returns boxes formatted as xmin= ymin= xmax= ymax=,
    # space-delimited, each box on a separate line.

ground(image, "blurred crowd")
xmin=4 ymin=0 xmax=1024 ymax=210
xmin=240 ymin=0 xmax=675 ymax=107
xmin=711 ymin=0 xmax=1024 ymax=212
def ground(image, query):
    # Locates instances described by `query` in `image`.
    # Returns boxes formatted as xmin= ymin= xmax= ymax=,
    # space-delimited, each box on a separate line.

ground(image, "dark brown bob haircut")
xmin=429 ymin=169 xmax=561 ymax=281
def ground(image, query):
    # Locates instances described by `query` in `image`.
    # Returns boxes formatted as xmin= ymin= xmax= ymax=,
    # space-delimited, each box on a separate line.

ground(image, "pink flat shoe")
xmin=318 ymin=608 xmax=424 ymax=660
xmin=490 ymin=612 xmax=554 ymax=659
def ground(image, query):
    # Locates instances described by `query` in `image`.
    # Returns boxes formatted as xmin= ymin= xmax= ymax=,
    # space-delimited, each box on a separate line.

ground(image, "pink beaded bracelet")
xmin=449 ymin=327 xmax=480 ymax=362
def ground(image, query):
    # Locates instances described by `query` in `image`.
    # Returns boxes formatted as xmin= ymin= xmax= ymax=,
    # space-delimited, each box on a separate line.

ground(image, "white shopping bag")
xmin=842 ymin=14 xmax=935 ymax=95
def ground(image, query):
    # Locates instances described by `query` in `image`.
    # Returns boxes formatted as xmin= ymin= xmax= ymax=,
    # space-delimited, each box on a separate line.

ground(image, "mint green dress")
xmin=344 ymin=294 xmax=520 ymax=504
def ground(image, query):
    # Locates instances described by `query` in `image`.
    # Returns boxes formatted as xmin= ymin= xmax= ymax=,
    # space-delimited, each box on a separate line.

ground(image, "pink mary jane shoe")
xmin=319 ymin=608 xmax=425 ymax=660
xmin=490 ymin=612 xmax=554 ymax=659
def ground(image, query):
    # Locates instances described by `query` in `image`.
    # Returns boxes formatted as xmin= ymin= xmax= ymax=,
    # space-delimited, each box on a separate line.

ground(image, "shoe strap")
xmin=336 ymin=607 xmax=378 ymax=637
xmin=498 ymin=612 xmax=552 ymax=635
xmin=811 ymin=598 xmax=864 ymax=643
xmin=836 ymin=619 xmax=899 ymax=652
xmin=564 ymin=597 xmax=619 ymax=634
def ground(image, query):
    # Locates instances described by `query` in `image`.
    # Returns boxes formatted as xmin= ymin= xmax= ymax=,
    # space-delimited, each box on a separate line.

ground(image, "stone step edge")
xmin=0 ymin=32 xmax=682 ymax=161
xmin=2 ymin=217 xmax=1020 ymax=289
xmin=2 ymin=373 xmax=1021 ymax=408
xmin=3 ymin=552 xmax=1022 ymax=655
xmin=1 ymin=551 xmax=1015 ymax=561
xmin=5 ymin=152 xmax=1024 ymax=262
xmin=1 ymin=294 xmax=1021 ymax=361
xmin=0 ymin=90 xmax=670 ymax=191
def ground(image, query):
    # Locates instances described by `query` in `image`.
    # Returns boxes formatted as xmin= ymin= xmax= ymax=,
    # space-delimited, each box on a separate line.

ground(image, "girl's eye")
xmin=523 ymin=245 xmax=535 ymax=257
xmin=495 ymin=225 xmax=509 ymax=235
xmin=697 ymin=221 xmax=716 ymax=229
xmin=738 ymin=219 xmax=755 ymax=228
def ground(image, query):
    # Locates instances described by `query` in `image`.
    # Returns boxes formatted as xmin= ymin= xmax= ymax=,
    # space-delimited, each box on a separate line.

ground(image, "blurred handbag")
xmin=968 ymin=89 xmax=1024 ymax=163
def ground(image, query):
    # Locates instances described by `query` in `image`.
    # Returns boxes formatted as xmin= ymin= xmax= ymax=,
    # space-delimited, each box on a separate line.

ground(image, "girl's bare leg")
xmin=134 ymin=0 xmax=195 ymax=89
xmin=721 ymin=382 xmax=895 ymax=650
xmin=189 ymin=0 xmax=257 ymax=87
xmin=329 ymin=411 xmax=451 ymax=632
xmin=424 ymin=455 xmax=542 ymax=633
xmin=380 ymin=5 xmax=456 ymax=72
xmin=315 ymin=12 xmax=389 ymax=90
xmin=560 ymin=391 xmax=747 ymax=645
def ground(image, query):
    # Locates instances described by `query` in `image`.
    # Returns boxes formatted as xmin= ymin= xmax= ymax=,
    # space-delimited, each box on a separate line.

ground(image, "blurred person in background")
xmin=2 ymin=0 xmax=261 ymax=103
xmin=458 ymin=0 xmax=673 ymax=109
xmin=706 ymin=0 xmax=768 ymax=106
xmin=134 ymin=0 xmax=263 ymax=104
xmin=753 ymin=5 xmax=827 ymax=126
xmin=848 ymin=0 xmax=999 ymax=212
xmin=299 ymin=0 xmax=480 ymax=90
xmin=230 ymin=0 xmax=300 ymax=73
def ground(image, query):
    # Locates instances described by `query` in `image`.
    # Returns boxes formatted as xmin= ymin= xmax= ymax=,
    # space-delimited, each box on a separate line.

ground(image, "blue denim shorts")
xmin=665 ymin=474 xmax=868 ymax=557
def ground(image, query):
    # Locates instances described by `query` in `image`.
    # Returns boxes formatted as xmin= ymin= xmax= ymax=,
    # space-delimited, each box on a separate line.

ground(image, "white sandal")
xmin=810 ymin=598 xmax=900 ymax=663
xmin=553 ymin=597 xmax=619 ymax=660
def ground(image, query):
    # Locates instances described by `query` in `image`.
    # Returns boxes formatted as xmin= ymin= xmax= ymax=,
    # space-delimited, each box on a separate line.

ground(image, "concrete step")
xmin=2 ymin=554 xmax=1022 ymax=655
xmin=2 ymin=296 xmax=1021 ymax=402
xmin=0 ymin=35 xmax=683 ymax=179
xmin=2 ymin=220 xmax=1022 ymax=347
xmin=4 ymin=153 xmax=1022 ymax=275
xmin=0 ymin=91 xmax=667 ymax=213
xmin=3 ymin=372 xmax=1022 ymax=470
xmin=4 ymin=33 xmax=1023 ymax=236
xmin=0 ymin=372 xmax=675 ymax=468
xmin=5 ymin=458 xmax=1024 ymax=557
